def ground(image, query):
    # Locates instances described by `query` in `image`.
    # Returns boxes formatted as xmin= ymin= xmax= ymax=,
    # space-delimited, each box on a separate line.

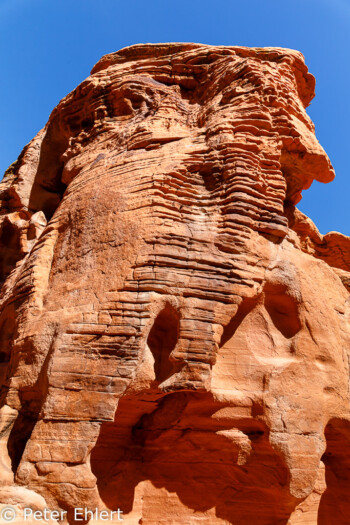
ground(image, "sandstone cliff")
xmin=0 ymin=43 xmax=349 ymax=525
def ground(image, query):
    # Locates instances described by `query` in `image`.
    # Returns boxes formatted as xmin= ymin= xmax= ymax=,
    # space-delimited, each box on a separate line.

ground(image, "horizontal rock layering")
xmin=0 ymin=43 xmax=350 ymax=524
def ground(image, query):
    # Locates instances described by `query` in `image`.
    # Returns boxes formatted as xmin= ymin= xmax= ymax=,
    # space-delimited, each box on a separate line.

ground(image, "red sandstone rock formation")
xmin=0 ymin=43 xmax=349 ymax=525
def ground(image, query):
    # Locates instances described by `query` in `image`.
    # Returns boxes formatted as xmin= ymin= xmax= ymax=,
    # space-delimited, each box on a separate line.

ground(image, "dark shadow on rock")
xmin=318 ymin=418 xmax=350 ymax=525
xmin=147 ymin=303 xmax=181 ymax=383
xmin=91 ymin=391 xmax=297 ymax=525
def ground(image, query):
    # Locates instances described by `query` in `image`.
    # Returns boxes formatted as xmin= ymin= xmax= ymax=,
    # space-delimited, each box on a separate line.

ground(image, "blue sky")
xmin=0 ymin=0 xmax=349 ymax=234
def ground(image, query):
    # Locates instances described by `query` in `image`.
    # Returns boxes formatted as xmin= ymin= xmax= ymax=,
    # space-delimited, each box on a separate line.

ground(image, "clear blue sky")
xmin=1 ymin=0 xmax=349 ymax=235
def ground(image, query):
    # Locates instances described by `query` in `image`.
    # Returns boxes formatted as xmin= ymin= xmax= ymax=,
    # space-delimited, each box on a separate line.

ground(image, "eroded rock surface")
xmin=0 ymin=43 xmax=349 ymax=525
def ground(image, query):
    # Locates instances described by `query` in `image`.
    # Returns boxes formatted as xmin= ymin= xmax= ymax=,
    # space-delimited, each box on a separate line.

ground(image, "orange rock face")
xmin=0 ymin=43 xmax=349 ymax=525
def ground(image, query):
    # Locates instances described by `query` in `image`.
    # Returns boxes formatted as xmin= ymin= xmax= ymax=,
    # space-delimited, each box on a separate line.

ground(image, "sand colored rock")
xmin=0 ymin=43 xmax=349 ymax=525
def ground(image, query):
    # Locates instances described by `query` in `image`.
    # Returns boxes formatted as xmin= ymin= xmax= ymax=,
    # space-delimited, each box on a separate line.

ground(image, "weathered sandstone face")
xmin=0 ymin=43 xmax=350 ymax=525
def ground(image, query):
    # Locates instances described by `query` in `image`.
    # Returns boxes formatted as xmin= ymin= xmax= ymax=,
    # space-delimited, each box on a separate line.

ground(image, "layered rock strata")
xmin=0 ymin=43 xmax=350 ymax=525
